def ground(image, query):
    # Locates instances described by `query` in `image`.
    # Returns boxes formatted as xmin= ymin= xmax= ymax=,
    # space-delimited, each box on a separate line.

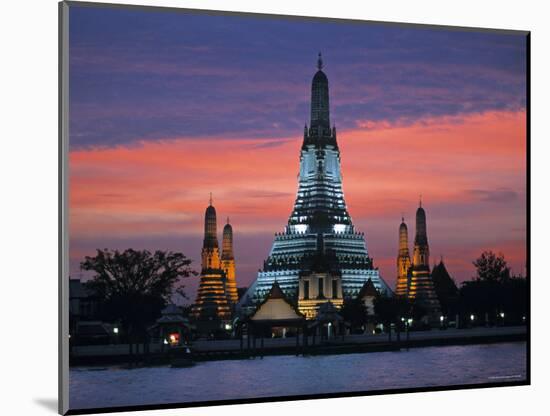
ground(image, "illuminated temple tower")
xmin=192 ymin=196 xmax=231 ymax=320
xmin=221 ymin=218 xmax=239 ymax=304
xmin=408 ymin=201 xmax=440 ymax=313
xmin=395 ymin=218 xmax=412 ymax=296
xmin=243 ymin=54 xmax=391 ymax=306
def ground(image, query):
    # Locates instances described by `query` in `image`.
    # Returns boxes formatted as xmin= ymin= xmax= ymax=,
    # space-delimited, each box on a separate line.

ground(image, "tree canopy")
xmin=340 ymin=298 xmax=369 ymax=330
xmin=459 ymin=251 xmax=527 ymax=324
xmin=81 ymin=248 xmax=196 ymax=339
xmin=472 ymin=251 xmax=511 ymax=282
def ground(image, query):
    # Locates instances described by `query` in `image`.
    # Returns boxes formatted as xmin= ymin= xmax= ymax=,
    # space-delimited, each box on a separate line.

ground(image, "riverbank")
xmin=70 ymin=325 xmax=526 ymax=366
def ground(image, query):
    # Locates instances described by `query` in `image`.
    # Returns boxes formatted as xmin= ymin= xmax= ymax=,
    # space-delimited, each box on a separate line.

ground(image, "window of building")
xmin=318 ymin=278 xmax=324 ymax=298
xmin=303 ymin=281 xmax=309 ymax=300
xmin=332 ymin=279 xmax=338 ymax=299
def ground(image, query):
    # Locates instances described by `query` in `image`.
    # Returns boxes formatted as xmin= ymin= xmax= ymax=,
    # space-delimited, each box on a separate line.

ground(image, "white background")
xmin=1 ymin=0 xmax=548 ymax=415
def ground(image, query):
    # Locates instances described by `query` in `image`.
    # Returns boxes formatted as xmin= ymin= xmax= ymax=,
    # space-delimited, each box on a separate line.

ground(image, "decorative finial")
xmin=317 ymin=52 xmax=323 ymax=70
xmin=227 ymin=216 xmax=230 ymax=225
xmin=401 ymin=214 xmax=404 ymax=223
xmin=419 ymin=194 xmax=422 ymax=208
xmin=209 ymin=192 xmax=213 ymax=206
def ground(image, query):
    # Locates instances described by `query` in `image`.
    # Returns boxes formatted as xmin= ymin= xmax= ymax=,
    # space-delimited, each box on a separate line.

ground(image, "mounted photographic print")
xmin=59 ymin=1 xmax=530 ymax=414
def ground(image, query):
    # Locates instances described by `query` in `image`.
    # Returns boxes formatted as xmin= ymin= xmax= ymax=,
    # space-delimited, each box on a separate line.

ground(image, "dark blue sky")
xmin=69 ymin=4 xmax=526 ymax=149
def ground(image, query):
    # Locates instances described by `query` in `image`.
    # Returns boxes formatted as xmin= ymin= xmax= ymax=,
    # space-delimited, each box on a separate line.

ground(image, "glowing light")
xmin=224 ymin=323 xmax=232 ymax=330
xmin=168 ymin=333 xmax=180 ymax=346
xmin=440 ymin=316 xmax=444 ymax=322
xmin=470 ymin=314 xmax=475 ymax=321
xmin=333 ymin=224 xmax=346 ymax=233
xmin=500 ymin=312 xmax=505 ymax=318
xmin=295 ymin=224 xmax=308 ymax=234
xmin=113 ymin=327 xmax=119 ymax=334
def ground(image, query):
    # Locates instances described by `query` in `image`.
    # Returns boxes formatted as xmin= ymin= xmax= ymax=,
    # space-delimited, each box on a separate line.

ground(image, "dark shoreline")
xmin=70 ymin=327 xmax=526 ymax=367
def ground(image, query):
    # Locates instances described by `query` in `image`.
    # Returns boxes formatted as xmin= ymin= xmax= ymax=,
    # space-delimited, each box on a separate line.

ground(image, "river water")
xmin=69 ymin=342 xmax=526 ymax=410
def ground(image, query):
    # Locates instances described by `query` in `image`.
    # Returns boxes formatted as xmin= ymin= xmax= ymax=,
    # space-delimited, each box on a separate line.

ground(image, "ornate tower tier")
xmin=242 ymin=54 xmax=391 ymax=308
xmin=192 ymin=197 xmax=230 ymax=320
xmin=395 ymin=218 xmax=412 ymax=296
xmin=221 ymin=219 xmax=238 ymax=304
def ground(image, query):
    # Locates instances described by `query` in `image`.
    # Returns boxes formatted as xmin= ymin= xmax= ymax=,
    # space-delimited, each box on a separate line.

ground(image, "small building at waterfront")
xmin=357 ymin=278 xmax=379 ymax=317
xmin=246 ymin=281 xmax=306 ymax=339
xmin=149 ymin=304 xmax=191 ymax=348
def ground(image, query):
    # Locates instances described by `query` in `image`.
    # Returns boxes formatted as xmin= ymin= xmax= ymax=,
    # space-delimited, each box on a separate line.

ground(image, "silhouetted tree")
xmin=409 ymin=300 xmax=427 ymax=324
xmin=459 ymin=252 xmax=526 ymax=326
xmin=341 ymin=298 xmax=368 ymax=333
xmin=472 ymin=251 xmax=510 ymax=282
xmin=374 ymin=295 xmax=411 ymax=340
xmin=81 ymin=249 xmax=196 ymax=353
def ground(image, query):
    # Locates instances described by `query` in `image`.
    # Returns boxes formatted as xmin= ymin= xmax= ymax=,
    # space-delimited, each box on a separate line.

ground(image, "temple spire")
xmin=396 ymin=217 xmax=412 ymax=296
xmin=310 ymin=53 xmax=330 ymax=131
xmin=209 ymin=192 xmax=213 ymax=206
xmin=409 ymin=200 xmax=441 ymax=316
xmin=203 ymin=197 xmax=218 ymax=249
xmin=398 ymin=219 xmax=410 ymax=257
xmin=221 ymin=218 xmax=238 ymax=303
xmin=244 ymin=51 xmax=392 ymax=309
xmin=413 ymin=201 xmax=429 ymax=265
xmin=193 ymin=198 xmax=231 ymax=319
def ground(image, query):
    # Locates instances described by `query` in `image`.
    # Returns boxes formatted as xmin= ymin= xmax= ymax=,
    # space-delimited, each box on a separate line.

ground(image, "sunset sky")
xmin=69 ymin=5 xmax=527 ymax=302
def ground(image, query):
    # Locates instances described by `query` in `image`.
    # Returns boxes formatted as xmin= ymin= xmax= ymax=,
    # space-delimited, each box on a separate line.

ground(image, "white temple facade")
xmin=241 ymin=54 xmax=391 ymax=310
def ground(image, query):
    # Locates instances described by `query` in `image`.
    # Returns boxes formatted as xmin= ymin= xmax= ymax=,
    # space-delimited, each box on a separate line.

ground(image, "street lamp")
xmin=113 ymin=327 xmax=119 ymax=334
xmin=499 ymin=312 xmax=505 ymax=319
xmin=405 ymin=317 xmax=412 ymax=348
xmin=470 ymin=314 xmax=475 ymax=322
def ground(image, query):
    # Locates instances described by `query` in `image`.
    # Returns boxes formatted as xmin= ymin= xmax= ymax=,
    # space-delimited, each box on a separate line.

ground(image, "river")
xmin=69 ymin=342 xmax=527 ymax=410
